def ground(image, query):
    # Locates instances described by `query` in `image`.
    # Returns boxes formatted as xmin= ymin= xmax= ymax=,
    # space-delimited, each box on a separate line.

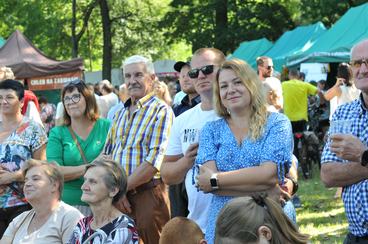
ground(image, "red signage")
xmin=27 ymin=71 xmax=83 ymax=91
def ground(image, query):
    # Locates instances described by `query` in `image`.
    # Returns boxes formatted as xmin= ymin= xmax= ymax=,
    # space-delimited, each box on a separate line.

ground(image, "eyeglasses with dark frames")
xmin=63 ymin=93 xmax=81 ymax=104
xmin=188 ymin=65 xmax=214 ymax=79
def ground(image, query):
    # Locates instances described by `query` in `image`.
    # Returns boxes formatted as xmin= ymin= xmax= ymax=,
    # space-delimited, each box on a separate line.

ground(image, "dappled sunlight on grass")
xmin=298 ymin=206 xmax=345 ymax=224
xmin=296 ymin=167 xmax=348 ymax=243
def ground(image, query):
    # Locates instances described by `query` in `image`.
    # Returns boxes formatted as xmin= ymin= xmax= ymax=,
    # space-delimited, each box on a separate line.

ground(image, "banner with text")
xmin=28 ymin=71 xmax=83 ymax=91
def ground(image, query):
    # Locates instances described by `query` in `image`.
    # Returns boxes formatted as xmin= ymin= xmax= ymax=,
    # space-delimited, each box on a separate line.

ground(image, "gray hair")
xmin=0 ymin=66 xmax=15 ymax=81
xmin=123 ymin=55 xmax=155 ymax=75
xmin=86 ymin=156 xmax=128 ymax=203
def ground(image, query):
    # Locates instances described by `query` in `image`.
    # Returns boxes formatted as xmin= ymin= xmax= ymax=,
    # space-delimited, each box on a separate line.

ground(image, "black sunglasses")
xmin=188 ymin=65 xmax=214 ymax=79
xmin=264 ymin=65 xmax=273 ymax=70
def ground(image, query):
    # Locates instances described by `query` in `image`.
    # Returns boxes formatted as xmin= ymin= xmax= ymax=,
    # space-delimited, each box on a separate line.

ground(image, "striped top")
xmin=104 ymin=92 xmax=174 ymax=177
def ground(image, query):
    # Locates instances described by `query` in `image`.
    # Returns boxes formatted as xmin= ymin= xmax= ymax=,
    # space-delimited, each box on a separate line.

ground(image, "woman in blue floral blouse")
xmin=195 ymin=59 xmax=293 ymax=243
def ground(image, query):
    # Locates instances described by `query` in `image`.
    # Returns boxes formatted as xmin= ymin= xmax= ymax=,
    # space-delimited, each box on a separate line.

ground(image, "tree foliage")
xmin=0 ymin=0 xmax=366 ymax=74
xmin=0 ymin=0 xmax=72 ymax=58
xmin=297 ymin=0 xmax=367 ymax=27
xmin=161 ymin=0 xmax=299 ymax=54
xmin=0 ymin=0 xmax=191 ymax=73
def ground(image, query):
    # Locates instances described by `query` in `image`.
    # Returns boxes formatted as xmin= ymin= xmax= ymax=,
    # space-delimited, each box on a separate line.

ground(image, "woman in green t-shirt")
xmin=46 ymin=79 xmax=110 ymax=216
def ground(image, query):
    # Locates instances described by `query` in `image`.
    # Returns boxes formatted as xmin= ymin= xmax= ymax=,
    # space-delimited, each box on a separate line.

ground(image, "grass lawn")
xmin=297 ymin=166 xmax=348 ymax=243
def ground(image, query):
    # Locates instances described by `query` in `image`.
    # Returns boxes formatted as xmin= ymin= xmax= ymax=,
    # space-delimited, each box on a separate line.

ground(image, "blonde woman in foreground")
xmin=196 ymin=59 xmax=293 ymax=243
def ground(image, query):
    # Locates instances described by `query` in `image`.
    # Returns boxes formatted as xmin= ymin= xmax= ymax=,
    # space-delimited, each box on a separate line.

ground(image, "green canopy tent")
xmin=287 ymin=3 xmax=368 ymax=67
xmin=263 ymin=22 xmax=327 ymax=72
xmin=0 ymin=37 xmax=4 ymax=47
xmin=229 ymin=38 xmax=273 ymax=68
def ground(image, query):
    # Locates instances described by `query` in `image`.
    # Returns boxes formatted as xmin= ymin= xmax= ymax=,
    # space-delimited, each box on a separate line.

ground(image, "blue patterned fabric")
xmin=321 ymin=95 xmax=368 ymax=237
xmin=283 ymin=200 xmax=297 ymax=225
xmin=196 ymin=112 xmax=293 ymax=243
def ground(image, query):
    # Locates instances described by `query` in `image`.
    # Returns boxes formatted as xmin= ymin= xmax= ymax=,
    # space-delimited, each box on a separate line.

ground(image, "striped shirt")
xmin=104 ymin=92 xmax=174 ymax=177
xmin=321 ymin=94 xmax=368 ymax=237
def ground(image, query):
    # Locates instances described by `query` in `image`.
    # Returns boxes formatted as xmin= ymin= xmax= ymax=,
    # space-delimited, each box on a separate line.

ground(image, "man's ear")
xmin=149 ymin=74 xmax=156 ymax=82
xmin=148 ymin=74 xmax=156 ymax=90
xmin=258 ymin=225 xmax=272 ymax=241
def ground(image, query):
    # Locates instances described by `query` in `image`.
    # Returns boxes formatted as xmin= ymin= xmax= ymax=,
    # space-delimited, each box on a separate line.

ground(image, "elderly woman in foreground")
xmin=0 ymin=159 xmax=83 ymax=243
xmin=68 ymin=157 xmax=139 ymax=244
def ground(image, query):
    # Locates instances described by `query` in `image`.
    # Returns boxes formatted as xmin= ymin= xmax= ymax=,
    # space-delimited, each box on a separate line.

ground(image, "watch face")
xmin=361 ymin=150 xmax=368 ymax=166
xmin=210 ymin=178 xmax=218 ymax=187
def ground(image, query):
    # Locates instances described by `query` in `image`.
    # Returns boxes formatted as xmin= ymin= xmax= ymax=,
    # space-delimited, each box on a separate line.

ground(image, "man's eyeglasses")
xmin=350 ymin=58 xmax=368 ymax=69
xmin=188 ymin=65 xmax=214 ymax=79
xmin=63 ymin=93 xmax=81 ymax=104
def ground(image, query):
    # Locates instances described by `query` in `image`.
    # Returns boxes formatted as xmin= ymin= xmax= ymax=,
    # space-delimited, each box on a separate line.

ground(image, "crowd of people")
xmin=0 ymin=38 xmax=366 ymax=244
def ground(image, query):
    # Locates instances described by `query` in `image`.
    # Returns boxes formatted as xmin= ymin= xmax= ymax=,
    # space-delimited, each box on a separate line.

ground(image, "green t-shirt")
xmin=46 ymin=118 xmax=110 ymax=206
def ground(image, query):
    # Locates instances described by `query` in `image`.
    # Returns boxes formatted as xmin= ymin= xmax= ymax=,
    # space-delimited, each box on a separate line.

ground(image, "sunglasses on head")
xmin=188 ymin=65 xmax=214 ymax=79
xmin=64 ymin=78 xmax=85 ymax=87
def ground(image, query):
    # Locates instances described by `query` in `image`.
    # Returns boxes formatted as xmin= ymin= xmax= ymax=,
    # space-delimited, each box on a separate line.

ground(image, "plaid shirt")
xmin=104 ymin=92 xmax=174 ymax=177
xmin=321 ymin=94 xmax=368 ymax=236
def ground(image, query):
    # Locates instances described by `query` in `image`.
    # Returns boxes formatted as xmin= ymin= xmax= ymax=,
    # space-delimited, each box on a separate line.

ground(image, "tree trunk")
xmin=99 ymin=0 xmax=112 ymax=81
xmin=71 ymin=0 xmax=98 ymax=59
xmin=71 ymin=0 xmax=78 ymax=57
xmin=214 ymin=0 xmax=228 ymax=54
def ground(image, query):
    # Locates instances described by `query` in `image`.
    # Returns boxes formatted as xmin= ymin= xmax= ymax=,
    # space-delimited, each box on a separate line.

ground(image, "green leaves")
xmin=0 ymin=0 xmax=365 ymax=73
xmin=160 ymin=0 xmax=297 ymax=55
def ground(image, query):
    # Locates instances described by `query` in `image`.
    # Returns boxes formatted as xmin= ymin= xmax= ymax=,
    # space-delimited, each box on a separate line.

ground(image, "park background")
xmin=0 ymin=1 xmax=366 ymax=242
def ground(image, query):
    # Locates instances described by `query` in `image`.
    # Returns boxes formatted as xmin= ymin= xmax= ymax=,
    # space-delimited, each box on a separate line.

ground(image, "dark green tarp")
xmin=230 ymin=38 xmax=273 ymax=68
xmin=264 ymin=22 xmax=327 ymax=72
xmin=287 ymin=3 xmax=368 ymax=67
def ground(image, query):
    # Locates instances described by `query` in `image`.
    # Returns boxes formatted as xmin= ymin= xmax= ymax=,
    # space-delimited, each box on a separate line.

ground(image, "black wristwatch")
xmin=210 ymin=173 xmax=219 ymax=190
xmin=288 ymin=177 xmax=299 ymax=195
xmin=361 ymin=150 xmax=368 ymax=167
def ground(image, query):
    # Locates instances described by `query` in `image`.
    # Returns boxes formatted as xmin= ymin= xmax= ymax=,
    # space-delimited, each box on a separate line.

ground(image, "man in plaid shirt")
xmin=321 ymin=39 xmax=368 ymax=244
xmin=104 ymin=55 xmax=174 ymax=243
